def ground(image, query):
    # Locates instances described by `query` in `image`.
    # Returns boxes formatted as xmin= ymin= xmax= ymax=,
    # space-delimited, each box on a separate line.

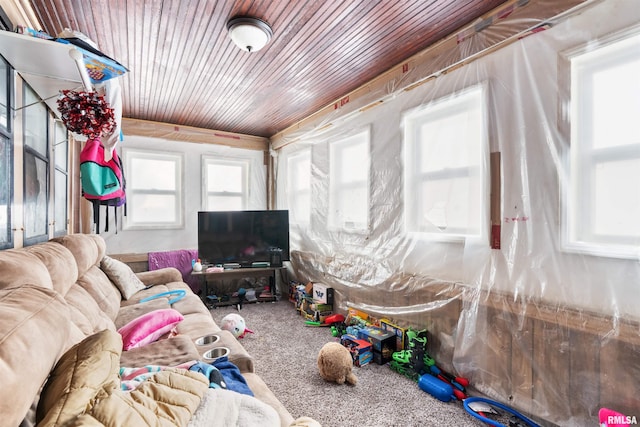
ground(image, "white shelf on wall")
xmin=0 ymin=30 xmax=85 ymax=115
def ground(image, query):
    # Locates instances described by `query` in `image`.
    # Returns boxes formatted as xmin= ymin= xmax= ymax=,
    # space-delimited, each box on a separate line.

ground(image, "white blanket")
xmin=187 ymin=388 xmax=280 ymax=427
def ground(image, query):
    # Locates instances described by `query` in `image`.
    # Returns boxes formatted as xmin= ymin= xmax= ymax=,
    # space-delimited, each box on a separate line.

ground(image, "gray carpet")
xmin=210 ymin=299 xmax=495 ymax=427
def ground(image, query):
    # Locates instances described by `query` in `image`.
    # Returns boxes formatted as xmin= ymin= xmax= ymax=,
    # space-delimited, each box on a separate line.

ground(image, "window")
xmin=563 ymin=29 xmax=640 ymax=258
xmin=202 ymin=156 xmax=249 ymax=211
xmin=403 ymin=84 xmax=488 ymax=240
xmin=0 ymin=56 xmax=12 ymax=249
xmin=53 ymin=120 xmax=68 ymax=236
xmin=23 ymin=85 xmax=49 ymax=245
xmin=123 ymin=149 xmax=184 ymax=229
xmin=328 ymin=128 xmax=370 ymax=232
xmin=286 ymin=149 xmax=311 ymax=225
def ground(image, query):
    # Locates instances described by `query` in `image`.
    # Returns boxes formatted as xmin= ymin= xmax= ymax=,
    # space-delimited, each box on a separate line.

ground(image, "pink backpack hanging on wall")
xmin=79 ymin=137 xmax=126 ymax=232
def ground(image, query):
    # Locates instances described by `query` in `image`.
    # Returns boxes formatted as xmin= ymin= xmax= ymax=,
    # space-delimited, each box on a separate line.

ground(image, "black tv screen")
xmin=198 ymin=210 xmax=290 ymax=266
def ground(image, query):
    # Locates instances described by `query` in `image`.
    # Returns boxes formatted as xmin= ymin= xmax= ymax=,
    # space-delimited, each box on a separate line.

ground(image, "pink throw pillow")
xmin=117 ymin=309 xmax=184 ymax=350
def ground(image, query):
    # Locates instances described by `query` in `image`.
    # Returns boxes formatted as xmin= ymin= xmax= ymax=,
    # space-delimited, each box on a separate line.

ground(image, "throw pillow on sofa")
xmin=100 ymin=255 xmax=146 ymax=299
xmin=117 ymin=308 xmax=184 ymax=350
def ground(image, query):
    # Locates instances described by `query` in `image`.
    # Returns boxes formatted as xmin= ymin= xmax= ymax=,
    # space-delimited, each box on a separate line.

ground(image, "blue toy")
xmin=463 ymin=396 xmax=540 ymax=427
xmin=418 ymin=374 xmax=456 ymax=402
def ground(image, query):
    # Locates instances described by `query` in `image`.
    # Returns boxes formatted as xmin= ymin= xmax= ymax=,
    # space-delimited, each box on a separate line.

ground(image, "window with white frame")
xmin=328 ymin=128 xmax=370 ymax=232
xmin=403 ymin=84 xmax=488 ymax=240
xmin=563 ymin=29 xmax=640 ymax=258
xmin=286 ymin=149 xmax=311 ymax=225
xmin=202 ymin=156 xmax=248 ymax=211
xmin=123 ymin=149 xmax=183 ymax=229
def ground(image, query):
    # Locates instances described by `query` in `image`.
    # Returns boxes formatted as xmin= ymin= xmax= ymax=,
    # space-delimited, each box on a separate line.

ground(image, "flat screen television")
xmin=197 ymin=210 xmax=290 ymax=267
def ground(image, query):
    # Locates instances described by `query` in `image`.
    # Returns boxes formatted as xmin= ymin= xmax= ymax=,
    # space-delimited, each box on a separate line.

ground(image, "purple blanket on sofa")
xmin=148 ymin=249 xmax=201 ymax=294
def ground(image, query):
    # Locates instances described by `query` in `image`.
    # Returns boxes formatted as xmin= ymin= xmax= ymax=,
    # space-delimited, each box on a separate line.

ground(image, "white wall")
xmin=102 ymin=135 xmax=267 ymax=254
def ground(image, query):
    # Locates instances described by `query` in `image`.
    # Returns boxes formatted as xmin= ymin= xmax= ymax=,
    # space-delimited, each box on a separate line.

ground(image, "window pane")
xmin=0 ymin=136 xmax=11 ymax=247
xmin=567 ymin=30 xmax=640 ymax=256
xmin=289 ymin=153 xmax=310 ymax=192
xmin=290 ymin=192 xmax=310 ymax=224
xmin=130 ymin=194 xmax=176 ymax=223
xmin=207 ymin=195 xmax=243 ymax=211
xmin=24 ymin=87 xmax=48 ymax=156
xmin=24 ymin=154 xmax=47 ymax=239
xmin=123 ymin=149 xmax=183 ymax=229
xmin=419 ymin=177 xmax=481 ymax=233
xmin=337 ymin=186 xmax=367 ymax=228
xmin=54 ymin=121 xmax=68 ymax=170
xmin=329 ymin=129 xmax=370 ymax=230
xmin=592 ymin=60 xmax=640 ymax=148
xmin=593 ymin=159 xmax=640 ymax=237
xmin=207 ymin=164 xmax=243 ymax=192
xmin=337 ymin=143 xmax=368 ymax=183
xmin=202 ymin=157 xmax=248 ymax=211
xmin=418 ymin=109 xmax=482 ymax=171
xmin=131 ymin=158 xmax=176 ymax=190
xmin=404 ymin=85 xmax=486 ymax=238
xmin=0 ymin=58 xmax=8 ymax=130
xmin=287 ymin=150 xmax=311 ymax=225
xmin=54 ymin=170 xmax=67 ymax=235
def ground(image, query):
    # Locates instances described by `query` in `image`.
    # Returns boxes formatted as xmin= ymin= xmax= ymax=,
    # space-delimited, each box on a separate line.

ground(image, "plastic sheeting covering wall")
xmin=275 ymin=1 xmax=640 ymax=425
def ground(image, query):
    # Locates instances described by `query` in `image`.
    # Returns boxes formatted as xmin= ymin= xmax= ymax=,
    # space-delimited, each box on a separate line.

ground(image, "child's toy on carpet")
xmin=463 ymin=396 xmax=541 ymax=427
xmin=389 ymin=326 xmax=470 ymax=400
xmin=220 ymin=313 xmax=254 ymax=339
xmin=317 ymin=341 xmax=358 ymax=385
xmin=418 ymin=373 xmax=456 ymax=402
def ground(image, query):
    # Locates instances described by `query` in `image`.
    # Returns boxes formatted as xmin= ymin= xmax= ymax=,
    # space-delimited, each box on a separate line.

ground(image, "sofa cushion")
xmin=119 ymin=335 xmax=202 ymax=367
xmin=0 ymin=250 xmax=53 ymax=291
xmin=118 ymin=308 xmax=184 ymax=350
xmin=100 ymin=255 xmax=146 ymax=300
xmin=64 ymin=285 xmax=116 ymax=338
xmin=76 ymin=266 xmax=122 ymax=321
xmin=24 ymin=242 xmax=79 ymax=296
xmin=36 ymin=329 xmax=121 ymax=427
xmin=51 ymin=234 xmax=103 ymax=277
xmin=0 ymin=285 xmax=70 ymax=427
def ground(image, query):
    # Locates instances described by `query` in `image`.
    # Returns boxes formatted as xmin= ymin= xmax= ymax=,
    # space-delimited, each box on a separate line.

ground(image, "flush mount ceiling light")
xmin=226 ymin=16 xmax=273 ymax=53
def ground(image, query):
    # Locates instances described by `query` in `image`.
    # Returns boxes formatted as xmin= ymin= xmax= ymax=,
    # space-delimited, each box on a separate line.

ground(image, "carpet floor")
xmin=210 ymin=299 xmax=497 ymax=427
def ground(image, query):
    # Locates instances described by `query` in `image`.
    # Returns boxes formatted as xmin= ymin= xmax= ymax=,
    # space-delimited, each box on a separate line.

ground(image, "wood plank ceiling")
xmin=28 ymin=0 xmax=509 ymax=138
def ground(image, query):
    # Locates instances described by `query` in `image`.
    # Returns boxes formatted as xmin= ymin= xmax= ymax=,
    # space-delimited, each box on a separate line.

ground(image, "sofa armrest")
xmin=136 ymin=267 xmax=183 ymax=286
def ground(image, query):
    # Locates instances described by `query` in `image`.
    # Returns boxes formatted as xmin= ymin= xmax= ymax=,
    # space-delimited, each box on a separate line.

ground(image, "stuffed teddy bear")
xmin=317 ymin=342 xmax=357 ymax=385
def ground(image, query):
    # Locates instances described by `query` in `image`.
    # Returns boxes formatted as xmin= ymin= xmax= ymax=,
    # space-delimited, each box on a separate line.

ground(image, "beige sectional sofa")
xmin=0 ymin=233 xmax=302 ymax=427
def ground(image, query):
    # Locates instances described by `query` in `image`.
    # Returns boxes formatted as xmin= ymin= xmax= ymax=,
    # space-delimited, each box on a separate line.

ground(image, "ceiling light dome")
xmin=227 ymin=16 xmax=273 ymax=53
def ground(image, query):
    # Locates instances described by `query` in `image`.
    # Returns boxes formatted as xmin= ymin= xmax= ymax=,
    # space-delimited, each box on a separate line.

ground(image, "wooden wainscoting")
xmin=335 ymin=281 xmax=640 ymax=425
xmin=110 ymin=253 xmax=149 ymax=273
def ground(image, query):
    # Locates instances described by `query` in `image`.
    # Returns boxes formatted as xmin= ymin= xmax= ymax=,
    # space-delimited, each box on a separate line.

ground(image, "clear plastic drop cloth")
xmin=274 ymin=1 xmax=640 ymax=425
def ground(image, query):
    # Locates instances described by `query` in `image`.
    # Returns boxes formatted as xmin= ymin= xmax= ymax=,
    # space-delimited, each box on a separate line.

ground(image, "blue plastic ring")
xmin=139 ymin=289 xmax=186 ymax=305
